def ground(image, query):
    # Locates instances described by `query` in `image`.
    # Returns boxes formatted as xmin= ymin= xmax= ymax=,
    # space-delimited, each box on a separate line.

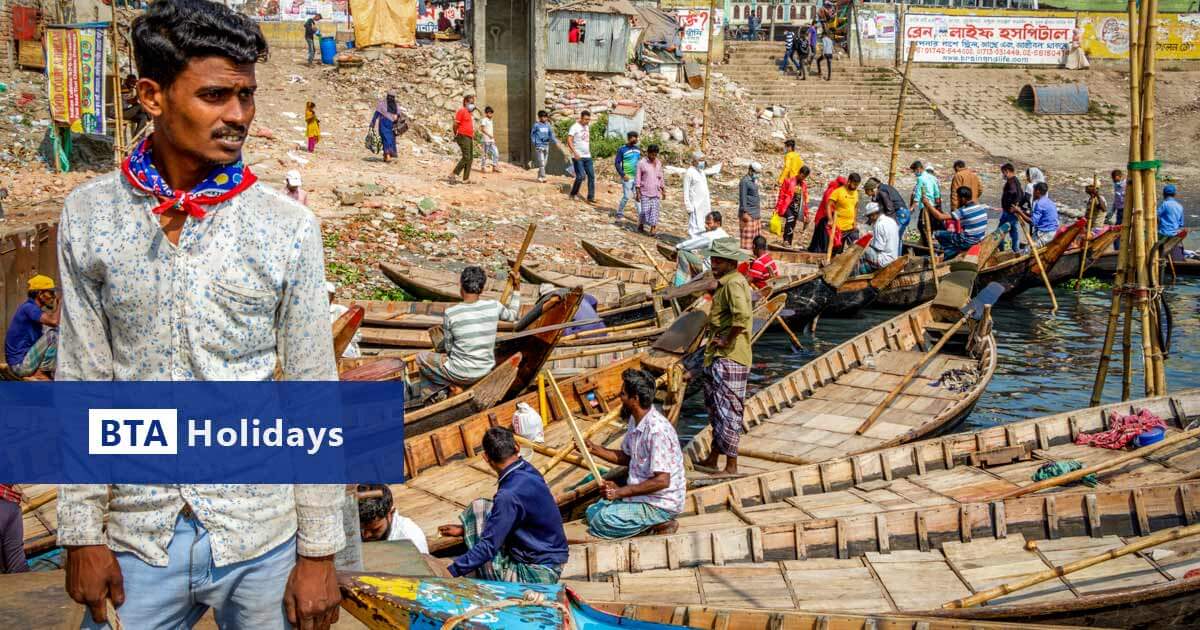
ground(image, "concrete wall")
xmin=475 ymin=0 xmax=543 ymax=164
xmin=257 ymin=20 xmax=354 ymax=49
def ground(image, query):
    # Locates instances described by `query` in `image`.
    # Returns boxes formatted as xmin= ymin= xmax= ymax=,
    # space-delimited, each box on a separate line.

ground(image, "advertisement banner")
xmin=903 ymin=13 xmax=1075 ymax=65
xmin=1079 ymin=12 xmax=1200 ymax=60
xmin=674 ymin=9 xmax=724 ymax=53
xmin=45 ymin=27 xmax=107 ymax=134
xmin=1 ymin=381 xmax=407 ymax=484
xmin=257 ymin=0 xmax=350 ymax=22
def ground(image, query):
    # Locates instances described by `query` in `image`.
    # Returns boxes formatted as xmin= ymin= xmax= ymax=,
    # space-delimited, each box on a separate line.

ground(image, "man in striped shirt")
xmin=929 ymin=186 xmax=989 ymax=259
xmin=415 ymin=266 xmax=520 ymax=398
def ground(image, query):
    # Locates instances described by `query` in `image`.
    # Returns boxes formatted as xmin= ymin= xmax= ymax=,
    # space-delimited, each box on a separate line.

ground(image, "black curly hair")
xmin=131 ymin=0 xmax=268 ymax=88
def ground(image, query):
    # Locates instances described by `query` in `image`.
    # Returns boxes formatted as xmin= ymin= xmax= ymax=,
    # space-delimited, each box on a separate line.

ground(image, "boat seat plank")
xmin=387 ymin=484 xmax=466 ymax=539
xmin=864 ymin=552 xmax=972 ymax=611
xmin=1145 ymin=537 xmax=1200 ymax=580
xmin=835 ymin=367 xmax=970 ymax=402
xmin=908 ymin=468 xmax=1021 ymax=503
xmin=698 ymin=565 xmax=796 ymax=609
xmin=742 ymin=503 xmax=812 ymax=526
xmin=1036 ymin=536 xmax=1167 ymax=594
xmin=561 ymin=579 xmax=619 ymax=602
xmin=616 ymin=569 xmax=704 ymax=604
xmin=778 ymin=560 xmax=895 ymax=613
xmin=940 ymin=535 xmax=1074 ymax=607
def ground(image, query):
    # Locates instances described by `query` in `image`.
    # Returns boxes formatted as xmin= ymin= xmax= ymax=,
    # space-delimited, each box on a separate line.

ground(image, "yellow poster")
xmin=1079 ymin=12 xmax=1200 ymax=60
xmin=46 ymin=30 xmax=70 ymax=124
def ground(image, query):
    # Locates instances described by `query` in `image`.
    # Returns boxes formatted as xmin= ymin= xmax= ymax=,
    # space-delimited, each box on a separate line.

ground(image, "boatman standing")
xmin=692 ymin=238 xmax=754 ymax=475
xmin=584 ymin=369 xmax=686 ymax=538
xmin=57 ymin=2 xmax=346 ymax=628
xmin=438 ymin=427 xmax=568 ymax=583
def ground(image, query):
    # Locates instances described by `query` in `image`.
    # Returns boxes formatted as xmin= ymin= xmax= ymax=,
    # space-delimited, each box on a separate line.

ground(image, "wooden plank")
xmin=1086 ymin=493 xmax=1102 ymax=537
xmin=1045 ymin=495 xmax=1059 ymax=540
xmin=876 ymin=514 xmax=891 ymax=554
xmin=1133 ymin=488 xmax=1150 ymax=536
xmin=993 ymin=501 xmax=1007 ymax=539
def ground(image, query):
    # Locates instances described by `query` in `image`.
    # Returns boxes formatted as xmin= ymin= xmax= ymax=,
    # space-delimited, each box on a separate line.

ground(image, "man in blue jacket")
xmin=439 ymin=427 xmax=568 ymax=583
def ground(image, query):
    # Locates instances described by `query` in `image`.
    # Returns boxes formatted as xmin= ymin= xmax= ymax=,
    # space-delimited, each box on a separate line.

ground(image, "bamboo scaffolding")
xmin=1091 ymin=0 xmax=1167 ymax=404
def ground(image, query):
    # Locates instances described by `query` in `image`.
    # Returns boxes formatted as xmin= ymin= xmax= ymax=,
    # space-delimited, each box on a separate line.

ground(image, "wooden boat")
xmin=336 ymin=573 xmax=1082 ymax=630
xmin=821 ymin=255 xmax=913 ymax=317
xmin=582 ymin=239 xmax=663 ymax=270
xmin=393 ymin=316 xmax=708 ymax=552
xmin=342 ymin=299 xmax=528 ymax=331
xmin=342 ymin=288 xmax=583 ymax=434
xmin=562 ymin=391 xmax=1200 ymax=563
xmin=687 ymin=249 xmax=995 ymax=474
xmin=546 ymin=294 xmax=787 ymax=379
xmin=379 ymin=262 xmax=540 ymax=302
xmin=768 ymin=234 xmax=878 ymax=327
xmin=1012 ymin=228 xmax=1122 ymax=294
xmin=568 ymin=530 xmax=1200 ymax=627
xmin=20 ymin=484 xmax=57 ymax=558
xmin=975 ymin=220 xmax=1084 ymax=296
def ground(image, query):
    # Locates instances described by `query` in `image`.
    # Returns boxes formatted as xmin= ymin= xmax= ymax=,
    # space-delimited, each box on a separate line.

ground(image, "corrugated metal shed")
xmin=1017 ymin=83 xmax=1090 ymax=115
xmin=546 ymin=0 xmax=637 ymax=73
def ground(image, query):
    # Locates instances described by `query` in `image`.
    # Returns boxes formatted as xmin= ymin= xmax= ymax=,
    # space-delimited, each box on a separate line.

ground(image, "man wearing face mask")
xmin=737 ymin=163 xmax=762 ymax=250
xmin=450 ymin=95 xmax=476 ymax=184
xmin=683 ymin=151 xmax=711 ymax=238
xmin=57 ymin=1 xmax=346 ymax=628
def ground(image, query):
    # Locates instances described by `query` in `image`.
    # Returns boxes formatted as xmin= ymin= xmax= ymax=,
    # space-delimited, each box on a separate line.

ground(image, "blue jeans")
xmin=935 ymin=230 xmax=978 ymax=259
xmin=617 ymin=177 xmax=639 ymax=218
xmin=997 ymin=210 xmax=1021 ymax=251
xmin=895 ymin=207 xmax=912 ymax=235
xmin=83 ymin=514 xmax=295 ymax=629
xmin=306 ymin=37 xmax=316 ymax=64
xmin=570 ymin=157 xmax=595 ymax=202
xmin=780 ymin=44 xmax=800 ymax=71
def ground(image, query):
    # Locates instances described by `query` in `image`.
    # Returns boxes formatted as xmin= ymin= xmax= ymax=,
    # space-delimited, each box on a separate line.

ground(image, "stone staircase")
xmin=720 ymin=42 xmax=971 ymax=155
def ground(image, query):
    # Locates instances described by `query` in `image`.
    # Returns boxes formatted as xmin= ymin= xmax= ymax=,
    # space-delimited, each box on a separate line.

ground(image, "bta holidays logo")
xmin=88 ymin=409 xmax=343 ymax=455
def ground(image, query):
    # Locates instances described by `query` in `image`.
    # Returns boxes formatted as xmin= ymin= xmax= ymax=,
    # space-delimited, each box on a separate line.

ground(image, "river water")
xmin=679 ymin=274 xmax=1200 ymax=439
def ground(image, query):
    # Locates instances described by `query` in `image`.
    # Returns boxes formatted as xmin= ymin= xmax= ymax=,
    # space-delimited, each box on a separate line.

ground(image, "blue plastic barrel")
xmin=320 ymin=36 xmax=337 ymax=64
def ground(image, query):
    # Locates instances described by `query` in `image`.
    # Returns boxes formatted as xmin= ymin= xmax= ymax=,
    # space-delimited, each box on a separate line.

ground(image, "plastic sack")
xmin=769 ymin=212 xmax=784 ymax=236
xmin=512 ymin=402 xmax=545 ymax=458
xmin=364 ymin=129 xmax=382 ymax=154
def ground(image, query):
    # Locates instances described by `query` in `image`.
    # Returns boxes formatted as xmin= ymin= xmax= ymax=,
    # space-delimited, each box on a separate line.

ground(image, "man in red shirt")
xmin=743 ymin=235 xmax=779 ymax=292
xmin=450 ymin=95 xmax=476 ymax=184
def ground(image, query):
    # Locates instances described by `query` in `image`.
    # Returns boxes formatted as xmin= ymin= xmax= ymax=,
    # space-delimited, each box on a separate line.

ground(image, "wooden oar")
xmin=550 ymin=341 xmax=651 ymax=362
xmin=774 ymin=316 xmax=805 ymax=352
xmin=923 ymin=206 xmax=940 ymax=292
xmin=635 ymin=241 xmax=672 ymax=286
xmin=991 ymin=425 xmax=1200 ymax=500
xmin=943 ymin=522 xmax=1200 ymax=609
xmin=737 ymin=447 xmax=810 ymax=466
xmin=855 ymin=282 xmax=1003 ymax=436
xmin=1017 ymin=218 xmax=1058 ymax=311
xmin=502 ymin=222 xmax=538 ymax=305
xmin=1078 ymin=173 xmax=1099 ymax=289
xmin=560 ymin=319 xmax=652 ymax=341
xmin=545 ymin=371 xmax=604 ymax=483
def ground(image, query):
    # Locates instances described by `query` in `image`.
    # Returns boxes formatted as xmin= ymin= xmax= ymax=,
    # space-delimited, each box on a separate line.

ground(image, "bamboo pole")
xmin=559 ymin=318 xmax=653 ymax=341
xmin=538 ymin=372 xmax=549 ymax=427
xmin=546 ymin=371 xmax=604 ymax=483
xmin=887 ymin=43 xmax=917 ymax=188
xmin=774 ymin=316 xmax=804 ymax=351
xmin=922 ymin=202 xmax=939 ymax=293
xmin=539 ymin=405 xmax=622 ymax=476
xmin=21 ymin=489 xmax=57 ymax=514
xmin=855 ymin=317 xmax=967 ymax=435
xmin=992 ymin=426 xmax=1200 ymax=501
xmin=502 ymin=223 xmax=537 ymax=305
xmin=1090 ymin=0 xmax=1142 ymax=406
xmin=1140 ymin=0 xmax=1167 ymax=395
xmin=514 ymin=434 xmax=590 ymax=470
xmin=1077 ymin=173 xmax=1098 ymax=289
xmin=1017 ymin=218 xmax=1058 ymax=311
xmin=636 ymin=242 xmax=672 ymax=286
xmin=550 ymin=341 xmax=649 ymax=362
xmin=736 ymin=447 xmax=811 ymax=467
xmin=943 ymin=522 xmax=1200 ymax=609
xmin=110 ymin=3 xmax=124 ymax=163
xmin=699 ymin=0 xmax=718 ymax=152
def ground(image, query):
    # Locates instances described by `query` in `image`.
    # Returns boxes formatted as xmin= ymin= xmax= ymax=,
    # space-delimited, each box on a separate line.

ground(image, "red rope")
xmin=1075 ymin=408 xmax=1166 ymax=450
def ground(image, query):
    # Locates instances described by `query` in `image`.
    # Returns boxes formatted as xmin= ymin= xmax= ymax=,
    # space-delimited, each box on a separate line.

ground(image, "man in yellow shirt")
xmin=691 ymin=238 xmax=753 ymax=475
xmin=826 ymin=172 xmax=861 ymax=253
xmin=775 ymin=140 xmax=804 ymax=213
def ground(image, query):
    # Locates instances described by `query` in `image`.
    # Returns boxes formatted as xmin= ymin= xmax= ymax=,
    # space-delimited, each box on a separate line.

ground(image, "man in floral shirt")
xmin=584 ymin=369 xmax=685 ymax=539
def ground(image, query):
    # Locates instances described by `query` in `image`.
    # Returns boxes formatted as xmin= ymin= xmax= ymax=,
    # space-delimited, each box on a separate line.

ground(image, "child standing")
xmin=530 ymin=110 xmax=554 ymax=183
xmin=305 ymin=101 xmax=320 ymax=153
xmin=480 ymin=105 xmax=499 ymax=173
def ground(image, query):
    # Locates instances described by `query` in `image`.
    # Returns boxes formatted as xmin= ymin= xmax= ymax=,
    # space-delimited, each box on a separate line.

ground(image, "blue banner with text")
xmin=0 ymin=381 xmax=406 ymax=484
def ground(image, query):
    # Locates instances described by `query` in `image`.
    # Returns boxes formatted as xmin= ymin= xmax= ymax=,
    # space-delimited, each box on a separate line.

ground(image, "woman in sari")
xmin=370 ymin=93 xmax=402 ymax=162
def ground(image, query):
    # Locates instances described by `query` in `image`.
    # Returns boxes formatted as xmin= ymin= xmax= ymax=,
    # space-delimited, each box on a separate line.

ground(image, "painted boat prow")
xmin=338 ymin=574 xmax=567 ymax=630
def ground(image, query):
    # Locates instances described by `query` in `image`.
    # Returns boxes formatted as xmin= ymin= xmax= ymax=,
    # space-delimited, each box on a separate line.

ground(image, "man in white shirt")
xmin=683 ymin=151 xmax=711 ymax=237
xmin=862 ymin=202 xmax=899 ymax=271
xmin=566 ymin=110 xmax=595 ymax=203
xmin=673 ymin=211 xmax=729 ymax=285
xmin=356 ymin=484 xmax=429 ymax=553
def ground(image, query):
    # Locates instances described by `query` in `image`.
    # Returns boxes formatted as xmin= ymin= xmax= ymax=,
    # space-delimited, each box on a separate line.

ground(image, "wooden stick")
xmin=825 ymin=220 xmax=836 ymax=264
xmin=537 ymin=372 xmax=549 ymax=427
xmin=993 ymin=426 xmax=1200 ymax=501
xmin=737 ymin=447 xmax=810 ymax=467
xmin=551 ymin=342 xmax=649 ymax=362
xmin=539 ymin=402 xmax=622 ymax=476
xmin=21 ymin=488 xmax=57 ymax=514
xmin=502 ymin=222 xmax=537 ymax=305
xmin=545 ymin=371 xmax=604 ymax=482
xmin=943 ymin=522 xmax=1200 ymax=609
xmin=923 ymin=204 xmax=940 ymax=293
xmin=1017 ymin=218 xmax=1058 ymax=311
xmin=855 ymin=317 xmax=967 ymax=435
xmin=514 ymin=434 xmax=590 ymax=470
xmin=582 ymin=276 xmax=618 ymax=292
xmin=636 ymin=241 xmax=671 ymax=286
xmin=774 ymin=315 xmax=804 ymax=351
xmin=887 ymin=42 xmax=917 ymax=187
xmin=560 ymin=318 xmax=652 ymax=341
xmin=1078 ymin=173 xmax=1098 ymax=289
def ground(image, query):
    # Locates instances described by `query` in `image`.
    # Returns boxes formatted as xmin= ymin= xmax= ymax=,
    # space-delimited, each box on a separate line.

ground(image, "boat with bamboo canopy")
xmin=340 ymin=288 xmax=583 ymax=434
xmin=686 ymin=255 xmax=997 ymax=476
xmin=393 ymin=314 xmax=708 ymax=553
xmin=335 ymin=572 xmax=1088 ymax=630
xmin=563 ymin=529 xmax=1200 ymax=627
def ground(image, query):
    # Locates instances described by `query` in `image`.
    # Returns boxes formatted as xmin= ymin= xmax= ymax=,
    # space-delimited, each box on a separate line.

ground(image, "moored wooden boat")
xmin=379 ymin=262 xmax=540 ymax=302
xmin=975 ymin=219 xmax=1084 ymax=296
xmin=336 ymin=573 xmax=1084 ymax=630
xmin=1014 ymin=228 xmax=1122 ymax=294
xmin=394 ymin=315 xmax=708 ymax=552
xmin=874 ymin=256 xmax=949 ymax=308
xmin=568 ymin=530 xmax=1200 ymax=627
xmin=821 ymin=255 xmax=913 ymax=317
xmin=582 ymin=239 xmax=666 ymax=271
xmin=766 ymin=235 xmax=876 ymax=327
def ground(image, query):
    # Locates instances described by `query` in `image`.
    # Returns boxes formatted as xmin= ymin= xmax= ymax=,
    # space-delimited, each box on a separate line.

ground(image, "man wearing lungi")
xmin=693 ymin=237 xmax=754 ymax=475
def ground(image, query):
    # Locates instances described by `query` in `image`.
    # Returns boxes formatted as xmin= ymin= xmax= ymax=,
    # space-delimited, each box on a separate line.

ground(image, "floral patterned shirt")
xmin=55 ymin=171 xmax=345 ymax=567
xmin=621 ymin=406 xmax=685 ymax=515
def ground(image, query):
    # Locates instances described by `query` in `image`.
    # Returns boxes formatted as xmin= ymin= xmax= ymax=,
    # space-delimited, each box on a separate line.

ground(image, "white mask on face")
xmin=698 ymin=161 xmax=707 ymax=169
xmin=467 ymin=103 xmax=476 ymax=111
